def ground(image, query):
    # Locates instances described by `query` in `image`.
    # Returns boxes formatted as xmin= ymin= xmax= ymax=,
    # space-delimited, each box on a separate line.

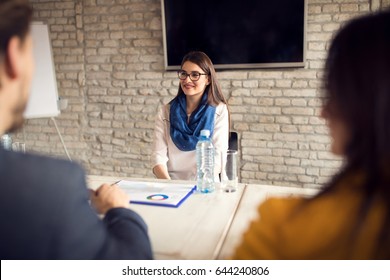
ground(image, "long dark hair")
xmin=0 ymin=0 xmax=33 ymax=58
xmin=175 ymin=51 xmax=227 ymax=106
xmin=321 ymin=9 xmax=390 ymax=258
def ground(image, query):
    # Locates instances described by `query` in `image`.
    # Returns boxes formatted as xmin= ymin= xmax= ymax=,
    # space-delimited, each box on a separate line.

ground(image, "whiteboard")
xmin=24 ymin=22 xmax=60 ymax=119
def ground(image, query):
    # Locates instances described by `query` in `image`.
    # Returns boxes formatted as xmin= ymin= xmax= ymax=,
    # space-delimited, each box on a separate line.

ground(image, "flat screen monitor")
xmin=161 ymin=0 xmax=306 ymax=70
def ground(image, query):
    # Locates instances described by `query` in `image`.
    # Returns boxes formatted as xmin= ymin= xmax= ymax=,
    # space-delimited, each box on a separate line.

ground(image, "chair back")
xmin=229 ymin=131 xmax=238 ymax=151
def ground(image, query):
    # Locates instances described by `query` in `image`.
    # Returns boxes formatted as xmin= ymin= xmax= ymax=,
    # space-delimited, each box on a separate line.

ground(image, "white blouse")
xmin=151 ymin=103 xmax=229 ymax=180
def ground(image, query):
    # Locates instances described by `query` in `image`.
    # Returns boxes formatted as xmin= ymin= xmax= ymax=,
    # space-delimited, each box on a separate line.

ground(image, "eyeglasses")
xmin=177 ymin=70 xmax=208 ymax=81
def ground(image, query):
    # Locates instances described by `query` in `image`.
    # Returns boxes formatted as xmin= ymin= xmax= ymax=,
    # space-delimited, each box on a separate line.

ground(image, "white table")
xmin=87 ymin=175 xmax=246 ymax=260
xmin=217 ymin=183 xmax=320 ymax=259
xmin=88 ymin=176 xmax=320 ymax=259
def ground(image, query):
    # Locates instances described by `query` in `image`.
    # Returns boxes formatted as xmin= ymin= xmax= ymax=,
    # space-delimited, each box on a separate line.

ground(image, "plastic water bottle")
xmin=196 ymin=129 xmax=215 ymax=193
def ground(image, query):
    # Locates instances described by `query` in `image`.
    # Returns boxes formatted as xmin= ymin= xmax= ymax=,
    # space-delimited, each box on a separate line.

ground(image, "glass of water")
xmin=12 ymin=142 xmax=26 ymax=153
xmin=221 ymin=150 xmax=238 ymax=192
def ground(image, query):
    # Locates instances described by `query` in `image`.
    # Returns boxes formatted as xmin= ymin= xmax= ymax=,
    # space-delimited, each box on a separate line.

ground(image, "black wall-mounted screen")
xmin=161 ymin=0 xmax=306 ymax=70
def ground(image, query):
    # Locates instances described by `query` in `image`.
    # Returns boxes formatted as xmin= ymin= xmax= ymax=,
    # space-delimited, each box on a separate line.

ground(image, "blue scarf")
xmin=170 ymin=90 xmax=216 ymax=151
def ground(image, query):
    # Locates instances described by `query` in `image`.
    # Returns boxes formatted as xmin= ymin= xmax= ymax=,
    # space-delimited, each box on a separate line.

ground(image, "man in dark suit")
xmin=0 ymin=0 xmax=152 ymax=260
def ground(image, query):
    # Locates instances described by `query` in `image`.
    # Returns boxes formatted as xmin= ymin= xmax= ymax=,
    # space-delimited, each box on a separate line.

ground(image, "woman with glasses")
xmin=152 ymin=51 xmax=229 ymax=180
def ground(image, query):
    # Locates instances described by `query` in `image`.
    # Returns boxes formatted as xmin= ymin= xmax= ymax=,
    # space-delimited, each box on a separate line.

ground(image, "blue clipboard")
xmin=116 ymin=180 xmax=196 ymax=208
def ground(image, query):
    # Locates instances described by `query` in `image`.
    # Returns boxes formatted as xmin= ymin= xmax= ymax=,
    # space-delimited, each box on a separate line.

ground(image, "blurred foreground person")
xmin=233 ymin=9 xmax=390 ymax=259
xmin=0 ymin=0 xmax=152 ymax=259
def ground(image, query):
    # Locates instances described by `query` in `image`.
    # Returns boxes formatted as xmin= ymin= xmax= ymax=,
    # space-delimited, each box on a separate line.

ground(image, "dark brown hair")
xmin=321 ymin=8 xmax=390 ymax=258
xmin=0 ymin=0 xmax=33 ymax=58
xmin=175 ymin=51 xmax=227 ymax=106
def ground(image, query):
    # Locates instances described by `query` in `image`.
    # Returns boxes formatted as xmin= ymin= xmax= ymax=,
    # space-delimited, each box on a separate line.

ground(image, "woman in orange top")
xmin=232 ymin=9 xmax=390 ymax=259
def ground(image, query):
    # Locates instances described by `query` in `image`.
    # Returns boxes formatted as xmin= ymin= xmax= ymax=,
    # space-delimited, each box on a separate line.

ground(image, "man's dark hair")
xmin=0 ymin=0 xmax=33 ymax=57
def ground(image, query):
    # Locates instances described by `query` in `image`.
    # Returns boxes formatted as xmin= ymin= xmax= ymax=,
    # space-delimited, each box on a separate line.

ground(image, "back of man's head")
xmin=0 ymin=0 xmax=33 ymax=59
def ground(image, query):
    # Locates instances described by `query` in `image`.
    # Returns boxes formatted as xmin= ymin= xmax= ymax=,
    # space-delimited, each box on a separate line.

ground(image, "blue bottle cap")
xmin=200 ymin=129 xmax=210 ymax=137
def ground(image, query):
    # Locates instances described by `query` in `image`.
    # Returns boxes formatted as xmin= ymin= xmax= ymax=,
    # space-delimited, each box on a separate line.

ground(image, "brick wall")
xmin=16 ymin=0 xmax=382 ymax=188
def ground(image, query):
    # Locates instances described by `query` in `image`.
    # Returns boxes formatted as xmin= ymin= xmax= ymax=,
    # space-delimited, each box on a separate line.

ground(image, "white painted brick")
xmin=323 ymin=4 xmax=340 ymax=13
xmin=297 ymin=175 xmax=316 ymax=183
xmin=251 ymin=89 xmax=283 ymax=97
xmin=298 ymin=125 xmax=316 ymax=134
xmin=273 ymin=149 xmax=291 ymax=157
xmin=275 ymin=116 xmax=292 ymax=124
xmin=253 ymin=156 xmax=284 ymax=165
xmin=258 ymin=80 xmax=276 ymax=88
xmin=258 ymin=98 xmax=274 ymax=106
xmin=241 ymin=171 xmax=256 ymax=180
xmin=228 ymin=97 xmax=243 ymax=105
xmin=308 ymin=14 xmax=333 ymax=23
xmin=320 ymin=168 xmax=339 ymax=177
xmin=292 ymin=80 xmax=309 ymax=88
xmin=276 ymin=80 xmax=292 ymax=88
xmin=308 ymin=5 xmax=322 ymax=14
xmin=288 ymin=166 xmax=306 ymax=175
xmin=231 ymin=88 xmax=251 ymax=97
xmin=242 ymin=163 xmax=259 ymax=171
xmin=273 ymin=164 xmax=288 ymax=173
xmin=249 ymin=71 xmax=283 ymax=79
xmin=306 ymin=168 xmax=320 ymax=176
xmin=291 ymin=99 xmax=308 ymax=106
xmin=341 ymin=4 xmax=360 ymax=12
xmin=281 ymin=125 xmax=298 ymax=133
xmin=282 ymin=107 xmax=315 ymax=116
xmin=292 ymin=116 xmax=309 ymax=125
xmin=218 ymin=72 xmax=248 ymax=79
xmin=323 ymin=22 xmax=341 ymax=32
xmin=285 ymin=158 xmax=300 ymax=166
xmin=307 ymin=23 xmax=322 ymax=33
xmin=232 ymin=123 xmax=250 ymax=134
xmin=243 ymin=80 xmax=259 ymax=88
xmin=283 ymin=89 xmax=317 ymax=97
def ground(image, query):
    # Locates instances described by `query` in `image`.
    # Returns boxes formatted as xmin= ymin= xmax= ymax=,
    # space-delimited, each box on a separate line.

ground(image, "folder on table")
xmin=116 ymin=180 xmax=196 ymax=208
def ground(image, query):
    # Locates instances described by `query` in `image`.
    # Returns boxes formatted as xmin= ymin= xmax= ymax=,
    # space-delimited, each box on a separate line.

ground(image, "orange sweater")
xmin=232 ymin=181 xmax=386 ymax=259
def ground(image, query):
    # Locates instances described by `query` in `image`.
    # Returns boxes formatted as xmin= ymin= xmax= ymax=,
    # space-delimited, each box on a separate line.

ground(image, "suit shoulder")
xmin=27 ymin=152 xmax=83 ymax=173
xmin=3 ymin=151 xmax=85 ymax=187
